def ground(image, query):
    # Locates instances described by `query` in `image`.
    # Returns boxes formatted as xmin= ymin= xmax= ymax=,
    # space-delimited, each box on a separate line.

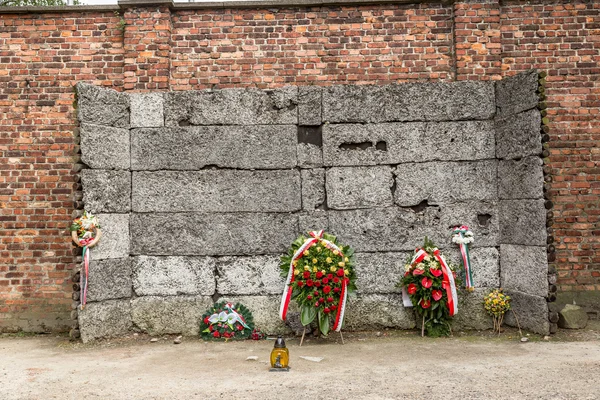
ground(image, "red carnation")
xmin=316 ymin=271 xmax=323 ymax=279
xmin=420 ymin=299 xmax=431 ymax=309
xmin=334 ymin=287 xmax=340 ymax=293
xmin=322 ymin=278 xmax=329 ymax=284
xmin=297 ymin=281 xmax=304 ymax=287
xmin=407 ymin=283 xmax=417 ymax=295
xmin=213 ymin=331 xmax=220 ymax=338
xmin=314 ymin=280 xmax=322 ymax=287
xmin=327 ymin=274 xmax=333 ymax=280
xmin=344 ymin=278 xmax=350 ymax=285
xmin=315 ymin=302 xmax=320 ymax=307
xmin=323 ymin=307 xmax=330 ymax=314
xmin=307 ymin=295 xmax=313 ymax=300
xmin=319 ymin=297 xmax=324 ymax=303
xmin=431 ymin=269 xmax=443 ymax=278
xmin=327 ymin=297 xmax=334 ymax=302
xmin=413 ymin=268 xmax=425 ymax=276
xmin=306 ymin=279 xmax=314 ymax=287
xmin=330 ymin=304 xmax=337 ymax=310
xmin=303 ymin=271 xmax=311 ymax=279
xmin=237 ymin=325 xmax=244 ymax=331
xmin=323 ymin=285 xmax=331 ymax=294
xmin=432 ymin=290 xmax=443 ymax=301
xmin=337 ymin=269 xmax=345 ymax=277
xmin=209 ymin=325 xmax=214 ymax=332
xmin=421 ymin=277 xmax=433 ymax=289
xmin=333 ymin=277 xmax=340 ymax=284
xmin=314 ymin=291 xmax=319 ymax=296
xmin=203 ymin=316 xmax=209 ymax=325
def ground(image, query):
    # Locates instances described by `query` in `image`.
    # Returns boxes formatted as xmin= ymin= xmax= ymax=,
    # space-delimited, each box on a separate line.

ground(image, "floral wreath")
xmin=279 ymin=230 xmax=357 ymax=336
xmin=70 ymin=211 xmax=102 ymax=248
xmin=200 ymin=302 xmax=255 ymax=341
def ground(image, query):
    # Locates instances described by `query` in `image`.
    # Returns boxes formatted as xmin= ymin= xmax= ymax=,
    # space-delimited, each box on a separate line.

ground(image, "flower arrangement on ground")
xmin=398 ymin=237 xmax=459 ymax=337
xmin=279 ymin=230 xmax=356 ymax=336
xmin=200 ymin=302 xmax=255 ymax=341
xmin=484 ymin=289 xmax=511 ymax=335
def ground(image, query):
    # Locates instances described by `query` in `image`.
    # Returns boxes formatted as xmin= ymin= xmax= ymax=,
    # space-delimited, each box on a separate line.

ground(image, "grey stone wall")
xmin=76 ymin=71 xmax=548 ymax=342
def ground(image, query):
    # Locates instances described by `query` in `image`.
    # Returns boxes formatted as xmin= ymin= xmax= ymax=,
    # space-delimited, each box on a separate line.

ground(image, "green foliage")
xmin=114 ymin=11 xmax=126 ymax=32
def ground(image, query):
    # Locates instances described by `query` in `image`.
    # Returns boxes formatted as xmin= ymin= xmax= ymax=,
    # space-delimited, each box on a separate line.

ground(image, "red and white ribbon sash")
xmin=452 ymin=225 xmax=474 ymax=289
xmin=80 ymin=246 xmax=90 ymax=310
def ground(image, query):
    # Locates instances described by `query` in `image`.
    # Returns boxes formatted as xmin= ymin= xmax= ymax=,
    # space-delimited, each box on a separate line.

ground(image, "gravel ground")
xmin=1 ymin=325 xmax=599 ymax=400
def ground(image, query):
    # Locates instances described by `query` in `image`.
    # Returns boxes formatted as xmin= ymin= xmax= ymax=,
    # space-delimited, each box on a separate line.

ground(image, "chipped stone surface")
xmin=323 ymin=82 xmax=495 ymax=123
xmin=79 ymin=300 xmax=132 ymax=343
xmin=299 ymin=86 xmax=322 ymax=126
xmin=495 ymin=70 xmax=539 ymax=118
xmin=504 ymin=290 xmax=550 ymax=335
xmin=301 ymin=169 xmax=325 ymax=211
xmin=344 ymin=294 xmax=416 ymax=330
xmin=130 ymin=92 xmax=164 ymax=128
xmin=81 ymin=170 xmax=131 ymax=213
xmin=91 ymin=214 xmax=130 ymax=261
xmin=131 ymin=213 xmax=298 ymax=256
xmin=218 ymin=295 xmax=291 ymax=334
xmin=327 ymin=166 xmax=394 ymax=209
xmin=132 ymin=256 xmax=216 ymax=296
xmin=131 ymin=125 xmax=297 ymax=170
xmin=87 ymin=258 xmax=132 ymax=302
xmin=131 ymin=296 xmax=213 ymax=336
xmin=164 ymin=87 xmax=298 ymax=126
xmin=452 ymin=288 xmax=494 ymax=330
xmin=80 ymin=123 xmax=130 ymax=170
xmin=394 ymin=161 xmax=498 ymax=206
xmin=353 ymin=252 xmax=410 ymax=294
xmin=500 ymin=245 xmax=547 ymax=297
xmin=76 ymin=83 xmax=130 ymax=128
xmin=323 ymin=121 xmax=495 ymax=166
xmin=500 ymin=200 xmax=546 ymax=246
xmin=297 ymin=143 xmax=323 ymax=168
xmin=298 ymin=211 xmax=329 ymax=233
xmin=495 ymin=110 xmax=542 ymax=160
xmin=445 ymin=247 xmax=500 ymax=288
xmin=216 ymin=255 xmax=285 ymax=295
xmin=132 ymin=170 xmax=301 ymax=213
xmin=498 ymin=156 xmax=543 ymax=199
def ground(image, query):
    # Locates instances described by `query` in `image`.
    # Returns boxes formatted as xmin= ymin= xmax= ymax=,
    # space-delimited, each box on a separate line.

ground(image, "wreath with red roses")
xmin=199 ymin=302 xmax=255 ymax=341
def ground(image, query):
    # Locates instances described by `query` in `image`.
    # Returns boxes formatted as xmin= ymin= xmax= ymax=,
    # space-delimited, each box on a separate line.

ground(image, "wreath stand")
xmin=299 ymin=327 xmax=344 ymax=346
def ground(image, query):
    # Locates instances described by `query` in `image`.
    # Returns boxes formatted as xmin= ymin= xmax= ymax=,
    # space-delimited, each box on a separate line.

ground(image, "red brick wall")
xmin=1 ymin=0 xmax=598 ymax=332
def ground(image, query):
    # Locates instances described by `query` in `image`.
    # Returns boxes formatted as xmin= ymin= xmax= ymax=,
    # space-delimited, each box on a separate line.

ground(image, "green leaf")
xmin=300 ymin=305 xmax=316 ymax=326
xmin=432 ymin=302 xmax=439 ymax=310
xmin=202 ymin=328 xmax=211 ymax=333
xmin=69 ymin=224 xmax=79 ymax=232
xmin=318 ymin=311 xmax=330 ymax=336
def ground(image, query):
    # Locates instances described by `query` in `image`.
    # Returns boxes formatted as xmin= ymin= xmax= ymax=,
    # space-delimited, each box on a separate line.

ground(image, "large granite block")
xmin=132 ymin=170 xmax=301 ymax=213
xmin=217 ymin=295 xmax=290 ymax=334
xmin=297 ymin=143 xmax=323 ymax=168
xmin=322 ymin=82 xmax=495 ymax=123
xmin=326 ymin=166 xmax=394 ymax=209
xmin=131 ymin=125 xmax=297 ymax=170
xmin=81 ymin=170 xmax=131 ymax=213
xmin=130 ymin=93 xmax=164 ymax=128
xmin=90 ymin=213 xmax=130 ymax=261
xmin=394 ymin=161 xmax=497 ymax=206
xmin=445 ymin=247 xmax=500 ymax=288
xmin=299 ymin=86 xmax=322 ymax=126
xmin=216 ymin=255 xmax=285 ymax=295
xmin=452 ymin=288 xmax=494 ymax=331
xmin=80 ymin=123 xmax=129 ymax=170
xmin=131 ymin=213 xmax=298 ymax=256
xmin=298 ymin=211 xmax=329 ymax=233
xmin=498 ymin=156 xmax=543 ymax=199
xmin=132 ymin=256 xmax=216 ymax=297
xmin=353 ymin=252 xmax=410 ymax=294
xmin=500 ymin=245 xmax=547 ymax=297
xmin=495 ymin=109 xmax=542 ymax=160
xmin=164 ymin=87 xmax=298 ymax=126
xmin=495 ymin=70 xmax=539 ymax=118
xmin=322 ymin=121 xmax=495 ymax=166
xmin=76 ymin=83 xmax=130 ymax=128
xmin=504 ymin=290 xmax=549 ymax=335
xmin=79 ymin=300 xmax=132 ymax=343
xmin=500 ymin=200 xmax=546 ymax=246
xmin=301 ymin=169 xmax=325 ymax=210
xmin=86 ymin=258 xmax=132 ymax=302
xmin=131 ymin=296 xmax=213 ymax=336
xmin=344 ymin=294 xmax=416 ymax=330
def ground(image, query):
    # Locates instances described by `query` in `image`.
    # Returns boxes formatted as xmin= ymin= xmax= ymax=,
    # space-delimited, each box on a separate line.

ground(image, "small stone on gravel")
xmin=174 ymin=336 xmax=182 ymax=344
xmin=150 ymin=338 xmax=158 ymax=343
xmin=246 ymin=356 xmax=258 ymax=361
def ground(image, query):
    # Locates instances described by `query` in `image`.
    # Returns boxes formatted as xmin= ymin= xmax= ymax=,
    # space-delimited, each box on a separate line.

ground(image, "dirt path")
xmin=1 ymin=329 xmax=599 ymax=400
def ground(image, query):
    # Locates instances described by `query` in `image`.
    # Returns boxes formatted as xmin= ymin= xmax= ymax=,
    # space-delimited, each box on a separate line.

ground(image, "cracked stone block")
xmin=495 ymin=109 xmax=542 ymax=160
xmin=76 ymin=83 xmax=129 ymax=128
xmin=353 ymin=252 xmax=410 ymax=294
xmin=327 ymin=166 xmax=394 ymax=210
xmin=452 ymin=288 xmax=494 ymax=330
xmin=343 ymin=294 xmax=416 ymax=330
xmin=218 ymin=295 xmax=291 ymax=335
xmin=394 ymin=161 xmax=498 ymax=206
xmin=301 ymin=169 xmax=325 ymax=210
xmin=500 ymin=200 xmax=546 ymax=246
xmin=87 ymin=258 xmax=132 ymax=302
xmin=164 ymin=87 xmax=298 ymax=126
xmin=299 ymin=86 xmax=322 ymax=126
xmin=504 ymin=290 xmax=550 ymax=335
xmin=500 ymin=245 xmax=547 ymax=297
xmin=298 ymin=211 xmax=329 ymax=233
xmin=90 ymin=214 xmax=130 ymax=261
xmin=498 ymin=156 xmax=543 ymax=199
xmin=495 ymin=70 xmax=539 ymax=118
xmin=131 ymin=296 xmax=213 ymax=336
xmin=131 ymin=212 xmax=298 ymax=256
xmin=132 ymin=170 xmax=301 ymax=213
xmin=297 ymin=143 xmax=323 ymax=168
xmin=216 ymin=255 xmax=285 ymax=295
xmin=130 ymin=92 xmax=164 ymax=128
xmin=323 ymin=82 xmax=495 ymax=123
xmin=80 ymin=123 xmax=129 ymax=170
xmin=444 ymin=247 xmax=500 ymax=288
xmin=79 ymin=300 xmax=132 ymax=343
xmin=132 ymin=256 xmax=216 ymax=297
xmin=323 ymin=121 xmax=495 ymax=166
xmin=81 ymin=170 xmax=131 ymax=213
xmin=131 ymin=125 xmax=297 ymax=170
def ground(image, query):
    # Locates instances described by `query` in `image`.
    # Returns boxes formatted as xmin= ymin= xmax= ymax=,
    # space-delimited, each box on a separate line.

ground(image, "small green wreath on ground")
xmin=200 ymin=302 xmax=255 ymax=341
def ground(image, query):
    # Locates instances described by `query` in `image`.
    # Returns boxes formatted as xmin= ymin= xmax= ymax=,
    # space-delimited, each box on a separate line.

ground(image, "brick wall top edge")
xmin=0 ymin=4 xmax=119 ymax=13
